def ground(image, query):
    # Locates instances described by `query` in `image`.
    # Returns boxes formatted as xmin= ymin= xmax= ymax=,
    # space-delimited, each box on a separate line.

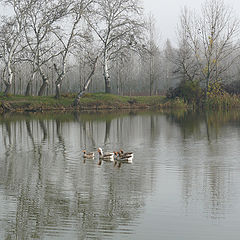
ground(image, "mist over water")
xmin=0 ymin=111 xmax=240 ymax=240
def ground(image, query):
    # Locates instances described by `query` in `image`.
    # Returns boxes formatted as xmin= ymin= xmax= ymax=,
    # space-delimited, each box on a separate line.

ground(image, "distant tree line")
xmin=0 ymin=0 xmax=240 ymax=101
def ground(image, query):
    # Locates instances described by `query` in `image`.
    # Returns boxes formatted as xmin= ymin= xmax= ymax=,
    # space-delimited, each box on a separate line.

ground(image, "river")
xmin=0 ymin=110 xmax=240 ymax=239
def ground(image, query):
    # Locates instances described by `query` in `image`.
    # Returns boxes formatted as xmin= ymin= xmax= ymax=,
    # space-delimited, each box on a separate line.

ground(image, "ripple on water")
xmin=1 ymin=112 xmax=240 ymax=240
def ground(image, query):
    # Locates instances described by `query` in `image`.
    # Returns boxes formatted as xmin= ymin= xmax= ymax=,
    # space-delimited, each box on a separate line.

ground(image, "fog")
xmin=142 ymin=0 xmax=240 ymax=44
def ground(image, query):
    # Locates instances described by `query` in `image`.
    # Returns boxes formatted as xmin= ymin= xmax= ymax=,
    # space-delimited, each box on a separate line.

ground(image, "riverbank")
xmin=0 ymin=93 xmax=187 ymax=113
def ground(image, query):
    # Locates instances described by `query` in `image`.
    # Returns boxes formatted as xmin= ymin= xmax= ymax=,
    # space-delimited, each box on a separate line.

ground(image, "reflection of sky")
xmin=0 ymin=190 xmax=16 ymax=238
xmin=0 ymin=112 xmax=240 ymax=239
xmin=130 ymin=114 xmax=240 ymax=240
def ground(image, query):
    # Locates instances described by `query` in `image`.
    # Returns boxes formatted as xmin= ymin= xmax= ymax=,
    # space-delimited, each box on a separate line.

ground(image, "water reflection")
xmin=166 ymin=111 xmax=240 ymax=220
xmin=0 ymin=111 xmax=240 ymax=239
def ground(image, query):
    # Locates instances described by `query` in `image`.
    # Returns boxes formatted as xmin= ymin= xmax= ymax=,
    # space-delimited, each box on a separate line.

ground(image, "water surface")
xmin=0 ymin=111 xmax=240 ymax=239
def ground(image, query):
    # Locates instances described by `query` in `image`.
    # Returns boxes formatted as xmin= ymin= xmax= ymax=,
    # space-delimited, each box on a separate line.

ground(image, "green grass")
xmin=0 ymin=92 xmax=187 ymax=113
xmin=79 ymin=93 xmax=170 ymax=107
xmin=0 ymin=94 xmax=73 ymax=108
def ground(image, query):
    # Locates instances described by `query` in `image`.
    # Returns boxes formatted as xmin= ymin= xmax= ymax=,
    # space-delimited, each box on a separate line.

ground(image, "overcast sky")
xmin=142 ymin=0 xmax=240 ymax=45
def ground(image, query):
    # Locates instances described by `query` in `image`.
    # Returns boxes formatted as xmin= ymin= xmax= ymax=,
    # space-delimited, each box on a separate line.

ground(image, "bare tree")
xmin=52 ymin=0 xmax=94 ymax=99
xmin=166 ymin=23 xmax=199 ymax=83
xmin=73 ymin=55 xmax=98 ymax=105
xmin=0 ymin=0 xmax=31 ymax=96
xmin=86 ymin=0 xmax=144 ymax=93
xmin=23 ymin=0 xmax=70 ymax=96
xmin=179 ymin=0 xmax=240 ymax=99
xmin=143 ymin=14 xmax=161 ymax=96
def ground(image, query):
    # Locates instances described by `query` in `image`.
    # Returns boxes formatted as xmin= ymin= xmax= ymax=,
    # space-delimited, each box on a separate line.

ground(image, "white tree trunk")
xmin=103 ymin=54 xmax=111 ymax=93
xmin=25 ymin=71 xmax=37 ymax=96
xmin=4 ymin=61 xmax=14 ymax=95
xmin=38 ymin=68 xmax=49 ymax=96
xmin=73 ymin=56 xmax=98 ymax=106
xmin=54 ymin=61 xmax=66 ymax=99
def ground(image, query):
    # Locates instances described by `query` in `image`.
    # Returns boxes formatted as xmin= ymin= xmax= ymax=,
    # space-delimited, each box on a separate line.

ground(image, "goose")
xmin=119 ymin=149 xmax=134 ymax=158
xmin=116 ymin=151 xmax=133 ymax=163
xmin=97 ymin=148 xmax=114 ymax=161
xmin=82 ymin=150 xmax=94 ymax=159
xmin=119 ymin=154 xmax=133 ymax=163
xmin=114 ymin=151 xmax=120 ymax=160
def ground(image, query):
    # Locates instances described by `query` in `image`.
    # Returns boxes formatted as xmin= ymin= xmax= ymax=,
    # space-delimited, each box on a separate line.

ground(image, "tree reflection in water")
xmin=167 ymin=110 xmax=240 ymax=219
xmin=0 ymin=112 xmax=154 ymax=239
xmin=0 ymin=111 xmax=240 ymax=239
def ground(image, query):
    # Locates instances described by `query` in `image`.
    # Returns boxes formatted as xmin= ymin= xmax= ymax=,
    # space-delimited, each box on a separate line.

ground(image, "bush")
xmin=207 ymin=81 xmax=224 ymax=98
xmin=222 ymin=81 xmax=240 ymax=95
xmin=166 ymin=81 xmax=203 ymax=104
xmin=207 ymin=82 xmax=240 ymax=110
xmin=167 ymin=80 xmax=240 ymax=109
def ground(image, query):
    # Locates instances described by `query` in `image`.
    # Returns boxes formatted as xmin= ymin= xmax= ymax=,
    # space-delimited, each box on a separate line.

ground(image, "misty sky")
xmin=142 ymin=0 xmax=240 ymax=45
xmin=0 ymin=0 xmax=239 ymax=46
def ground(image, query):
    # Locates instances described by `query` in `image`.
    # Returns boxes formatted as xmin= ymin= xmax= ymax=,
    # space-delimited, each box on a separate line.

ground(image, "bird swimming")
xmin=115 ymin=151 xmax=133 ymax=163
xmin=82 ymin=150 xmax=94 ymax=159
xmin=119 ymin=149 xmax=134 ymax=158
xmin=97 ymin=148 xmax=114 ymax=161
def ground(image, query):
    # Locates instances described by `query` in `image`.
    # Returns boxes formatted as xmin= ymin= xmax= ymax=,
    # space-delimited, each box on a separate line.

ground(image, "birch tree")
xmin=87 ymin=0 xmax=144 ymax=93
xmin=0 ymin=0 xmax=30 ymax=96
xmin=52 ymin=0 xmax=94 ymax=99
xmin=73 ymin=55 xmax=98 ymax=105
xmin=23 ymin=0 xmax=69 ymax=96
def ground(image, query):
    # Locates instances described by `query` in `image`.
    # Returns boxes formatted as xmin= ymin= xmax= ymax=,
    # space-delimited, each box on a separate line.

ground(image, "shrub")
xmin=166 ymin=81 xmax=203 ymax=104
xmin=222 ymin=81 xmax=240 ymax=95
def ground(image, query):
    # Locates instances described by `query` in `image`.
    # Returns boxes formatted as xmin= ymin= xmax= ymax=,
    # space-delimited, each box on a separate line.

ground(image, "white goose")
xmin=97 ymin=148 xmax=114 ymax=161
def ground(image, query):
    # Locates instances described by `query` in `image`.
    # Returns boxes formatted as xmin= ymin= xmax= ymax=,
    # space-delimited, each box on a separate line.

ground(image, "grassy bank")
xmin=0 ymin=93 xmax=187 ymax=113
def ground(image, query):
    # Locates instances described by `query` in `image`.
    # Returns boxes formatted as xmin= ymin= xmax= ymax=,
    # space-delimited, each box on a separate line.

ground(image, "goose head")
xmin=97 ymin=148 xmax=103 ymax=156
